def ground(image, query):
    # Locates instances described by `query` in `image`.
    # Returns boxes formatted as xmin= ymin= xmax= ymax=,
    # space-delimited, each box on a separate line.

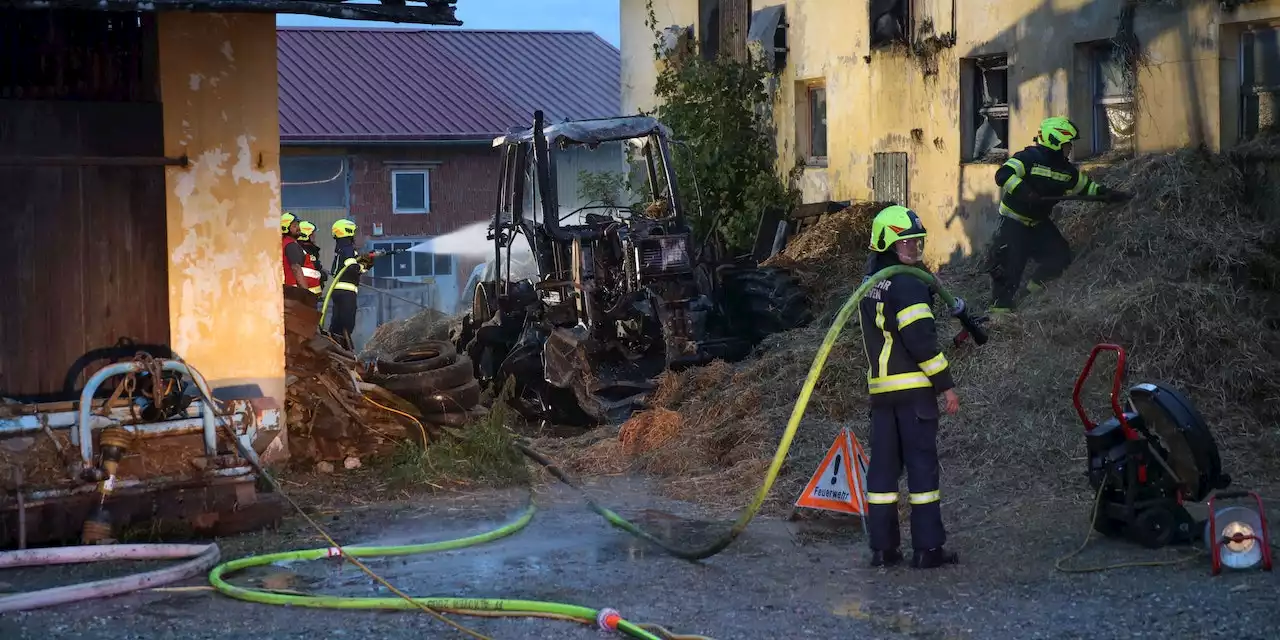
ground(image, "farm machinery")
xmin=1 ymin=349 xmax=284 ymax=549
xmin=451 ymin=112 xmax=813 ymax=426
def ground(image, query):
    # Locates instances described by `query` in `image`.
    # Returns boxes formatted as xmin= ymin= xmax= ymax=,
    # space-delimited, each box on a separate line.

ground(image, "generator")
xmin=1073 ymin=343 xmax=1231 ymax=548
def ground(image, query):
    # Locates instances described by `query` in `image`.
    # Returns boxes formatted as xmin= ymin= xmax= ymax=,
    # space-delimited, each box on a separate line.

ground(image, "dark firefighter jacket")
xmin=995 ymin=144 xmax=1110 ymax=226
xmin=329 ymin=240 xmax=365 ymax=295
xmin=858 ymin=252 xmax=955 ymax=408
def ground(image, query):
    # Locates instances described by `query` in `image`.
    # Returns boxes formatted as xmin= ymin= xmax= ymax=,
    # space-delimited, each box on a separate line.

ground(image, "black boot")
xmin=911 ymin=547 xmax=959 ymax=569
xmin=870 ymin=549 xmax=903 ymax=568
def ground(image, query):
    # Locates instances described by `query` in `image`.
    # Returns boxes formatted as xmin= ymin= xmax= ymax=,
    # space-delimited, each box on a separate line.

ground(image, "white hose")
xmin=0 ymin=543 xmax=220 ymax=613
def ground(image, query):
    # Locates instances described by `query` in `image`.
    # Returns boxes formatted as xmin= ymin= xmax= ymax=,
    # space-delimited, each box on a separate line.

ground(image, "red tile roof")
xmin=278 ymin=27 xmax=621 ymax=143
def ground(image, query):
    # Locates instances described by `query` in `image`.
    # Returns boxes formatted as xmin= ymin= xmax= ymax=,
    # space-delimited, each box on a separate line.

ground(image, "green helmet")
xmin=869 ymin=205 xmax=927 ymax=253
xmin=1038 ymin=116 xmax=1080 ymax=151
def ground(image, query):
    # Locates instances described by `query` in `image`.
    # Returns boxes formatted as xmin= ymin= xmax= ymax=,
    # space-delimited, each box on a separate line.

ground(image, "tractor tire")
xmin=411 ymin=379 xmax=482 ymax=415
xmin=721 ymin=266 xmax=813 ymax=342
xmin=377 ymin=340 xmax=458 ymax=375
xmin=379 ymin=356 xmax=474 ymax=395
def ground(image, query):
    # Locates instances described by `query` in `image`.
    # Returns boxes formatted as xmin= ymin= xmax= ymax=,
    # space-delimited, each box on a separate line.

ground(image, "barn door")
xmin=0 ymin=10 xmax=170 ymax=400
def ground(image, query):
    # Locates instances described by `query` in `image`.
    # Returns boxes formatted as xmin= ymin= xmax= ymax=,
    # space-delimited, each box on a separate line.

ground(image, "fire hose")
xmin=1 ymin=265 xmax=968 ymax=638
xmin=0 ymin=544 xmax=221 ymax=613
xmin=206 ymin=264 xmax=975 ymax=637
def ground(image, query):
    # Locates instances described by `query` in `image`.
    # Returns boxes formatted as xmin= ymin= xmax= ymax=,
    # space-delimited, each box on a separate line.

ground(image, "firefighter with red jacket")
xmin=281 ymin=212 xmax=322 ymax=295
xmin=859 ymin=205 xmax=961 ymax=570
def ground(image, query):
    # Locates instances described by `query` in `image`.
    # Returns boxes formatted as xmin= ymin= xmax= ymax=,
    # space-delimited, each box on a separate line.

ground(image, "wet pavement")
xmin=2 ymin=476 xmax=1278 ymax=639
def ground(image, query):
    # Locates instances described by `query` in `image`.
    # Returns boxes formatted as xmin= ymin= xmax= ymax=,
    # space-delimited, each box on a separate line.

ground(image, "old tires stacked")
xmin=365 ymin=340 xmax=484 ymax=429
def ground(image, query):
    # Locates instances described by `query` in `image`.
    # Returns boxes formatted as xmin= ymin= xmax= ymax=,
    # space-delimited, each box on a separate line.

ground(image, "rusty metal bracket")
xmin=0 ymin=154 xmax=189 ymax=167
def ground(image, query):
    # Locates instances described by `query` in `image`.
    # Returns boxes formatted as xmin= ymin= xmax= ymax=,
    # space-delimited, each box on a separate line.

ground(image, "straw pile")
xmin=553 ymin=141 xmax=1280 ymax=513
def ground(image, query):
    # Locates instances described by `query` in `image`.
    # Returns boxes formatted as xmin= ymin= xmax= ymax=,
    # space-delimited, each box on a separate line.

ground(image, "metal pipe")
xmin=23 ymin=467 xmax=255 ymax=504
xmin=75 ymin=360 xmax=219 ymax=465
xmin=1 ymin=401 xmax=240 ymax=437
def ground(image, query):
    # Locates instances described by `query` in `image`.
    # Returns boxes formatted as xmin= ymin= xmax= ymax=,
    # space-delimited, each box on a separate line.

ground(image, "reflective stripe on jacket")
xmin=995 ymin=145 xmax=1103 ymax=226
xmin=282 ymin=235 xmax=323 ymax=293
xmin=858 ymin=254 xmax=955 ymax=405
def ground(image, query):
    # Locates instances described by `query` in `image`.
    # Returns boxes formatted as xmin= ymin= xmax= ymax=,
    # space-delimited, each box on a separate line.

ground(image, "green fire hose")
xmin=211 ymin=264 xmax=977 ymax=638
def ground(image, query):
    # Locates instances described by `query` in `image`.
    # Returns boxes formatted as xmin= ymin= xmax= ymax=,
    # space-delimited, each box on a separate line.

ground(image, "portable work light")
xmin=1206 ymin=491 xmax=1273 ymax=575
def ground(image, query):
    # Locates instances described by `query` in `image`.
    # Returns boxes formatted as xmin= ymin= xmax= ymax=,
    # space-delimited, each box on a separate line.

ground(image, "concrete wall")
xmin=619 ymin=0 xmax=1280 ymax=267
xmin=158 ymin=13 xmax=285 ymax=409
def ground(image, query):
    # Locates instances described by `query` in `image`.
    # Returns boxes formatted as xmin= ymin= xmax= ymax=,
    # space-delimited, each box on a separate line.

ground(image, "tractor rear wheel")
xmin=721 ymin=266 xmax=813 ymax=342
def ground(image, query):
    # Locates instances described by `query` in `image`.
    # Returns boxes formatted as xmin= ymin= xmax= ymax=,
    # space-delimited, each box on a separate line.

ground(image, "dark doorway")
xmin=0 ymin=9 xmax=170 ymax=400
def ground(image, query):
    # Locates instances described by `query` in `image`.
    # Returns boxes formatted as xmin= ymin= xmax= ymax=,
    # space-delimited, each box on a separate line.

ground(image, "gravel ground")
xmin=2 ymin=476 xmax=1277 ymax=640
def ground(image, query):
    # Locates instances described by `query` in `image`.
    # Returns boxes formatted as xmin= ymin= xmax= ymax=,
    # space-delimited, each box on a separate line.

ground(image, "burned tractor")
xmin=453 ymin=112 xmax=811 ymax=425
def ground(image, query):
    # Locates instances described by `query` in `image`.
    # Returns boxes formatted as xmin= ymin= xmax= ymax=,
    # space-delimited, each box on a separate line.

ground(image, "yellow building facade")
xmin=621 ymin=0 xmax=1280 ymax=265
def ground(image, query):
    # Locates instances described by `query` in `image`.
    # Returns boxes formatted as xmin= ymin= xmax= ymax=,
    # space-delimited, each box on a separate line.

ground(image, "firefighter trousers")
xmin=987 ymin=216 xmax=1071 ymax=308
xmin=328 ymin=290 xmax=358 ymax=350
xmin=866 ymin=396 xmax=946 ymax=552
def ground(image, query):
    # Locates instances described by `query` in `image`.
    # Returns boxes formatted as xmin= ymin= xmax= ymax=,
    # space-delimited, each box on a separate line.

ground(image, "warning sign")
xmin=794 ymin=429 xmax=869 ymax=515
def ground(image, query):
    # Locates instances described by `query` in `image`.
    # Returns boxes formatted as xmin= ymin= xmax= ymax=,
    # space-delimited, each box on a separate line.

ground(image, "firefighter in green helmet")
xmin=987 ymin=116 xmax=1131 ymax=314
xmin=860 ymin=205 xmax=962 ymax=569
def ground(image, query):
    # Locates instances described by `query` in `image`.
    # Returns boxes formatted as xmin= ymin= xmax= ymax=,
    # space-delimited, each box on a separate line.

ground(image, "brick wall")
xmin=348 ymin=142 xmax=500 ymax=292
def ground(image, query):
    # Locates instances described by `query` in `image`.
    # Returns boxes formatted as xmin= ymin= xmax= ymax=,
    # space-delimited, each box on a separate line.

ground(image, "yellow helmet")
xmin=298 ymin=220 xmax=316 ymax=242
xmin=869 ymin=205 xmax=927 ymax=253
xmin=280 ymin=212 xmax=297 ymax=233
xmin=1038 ymin=116 xmax=1080 ymax=151
xmin=332 ymin=219 xmax=357 ymax=239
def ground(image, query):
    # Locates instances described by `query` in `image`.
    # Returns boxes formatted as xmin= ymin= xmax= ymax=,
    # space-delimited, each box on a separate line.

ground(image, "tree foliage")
xmin=642 ymin=2 xmax=798 ymax=254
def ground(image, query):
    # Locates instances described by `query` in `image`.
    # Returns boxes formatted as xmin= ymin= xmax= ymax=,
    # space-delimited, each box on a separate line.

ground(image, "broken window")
xmin=1242 ymin=26 xmax=1280 ymax=139
xmin=870 ymin=0 xmax=910 ymax=49
xmin=1092 ymin=43 xmax=1135 ymax=154
xmin=965 ymin=54 xmax=1009 ymax=162
xmin=807 ymin=86 xmax=828 ymax=161
xmin=747 ymin=4 xmax=787 ymax=72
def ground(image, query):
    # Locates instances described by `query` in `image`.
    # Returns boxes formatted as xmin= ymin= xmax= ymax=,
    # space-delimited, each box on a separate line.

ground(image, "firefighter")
xmin=296 ymin=220 xmax=328 ymax=291
xmin=860 ymin=205 xmax=961 ymax=570
xmin=281 ymin=212 xmax=322 ymax=295
xmin=987 ymin=116 xmax=1130 ymax=313
xmin=326 ymin=218 xmax=368 ymax=350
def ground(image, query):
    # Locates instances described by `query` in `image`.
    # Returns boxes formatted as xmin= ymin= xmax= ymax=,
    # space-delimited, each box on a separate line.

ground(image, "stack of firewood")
xmin=282 ymin=288 xmax=425 ymax=469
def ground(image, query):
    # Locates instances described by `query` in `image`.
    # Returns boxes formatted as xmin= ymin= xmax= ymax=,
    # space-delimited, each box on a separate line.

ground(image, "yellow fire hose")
xmin=210 ymin=264 xmax=949 ymax=638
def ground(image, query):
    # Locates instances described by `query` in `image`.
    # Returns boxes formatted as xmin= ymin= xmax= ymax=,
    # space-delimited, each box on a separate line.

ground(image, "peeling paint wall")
xmin=619 ymin=0 xmax=1280 ymax=267
xmin=158 ymin=13 xmax=285 ymax=406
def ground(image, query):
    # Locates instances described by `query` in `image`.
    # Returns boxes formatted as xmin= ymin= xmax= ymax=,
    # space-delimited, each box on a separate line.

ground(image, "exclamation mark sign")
xmin=830 ymin=454 xmax=842 ymax=485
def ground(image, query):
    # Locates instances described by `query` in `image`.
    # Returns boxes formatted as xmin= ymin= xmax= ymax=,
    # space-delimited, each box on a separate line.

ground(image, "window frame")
xmin=368 ymin=239 xmax=455 ymax=280
xmin=1240 ymin=24 xmax=1280 ymax=141
xmin=1089 ymin=42 xmax=1136 ymax=155
xmin=804 ymin=83 xmax=828 ymax=166
xmin=280 ymin=155 xmax=349 ymax=210
xmin=391 ymin=169 xmax=431 ymax=215
xmin=961 ymin=53 xmax=1010 ymax=164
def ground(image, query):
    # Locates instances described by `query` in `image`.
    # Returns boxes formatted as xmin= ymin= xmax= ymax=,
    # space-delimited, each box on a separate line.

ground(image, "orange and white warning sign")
xmin=794 ymin=428 xmax=869 ymax=515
